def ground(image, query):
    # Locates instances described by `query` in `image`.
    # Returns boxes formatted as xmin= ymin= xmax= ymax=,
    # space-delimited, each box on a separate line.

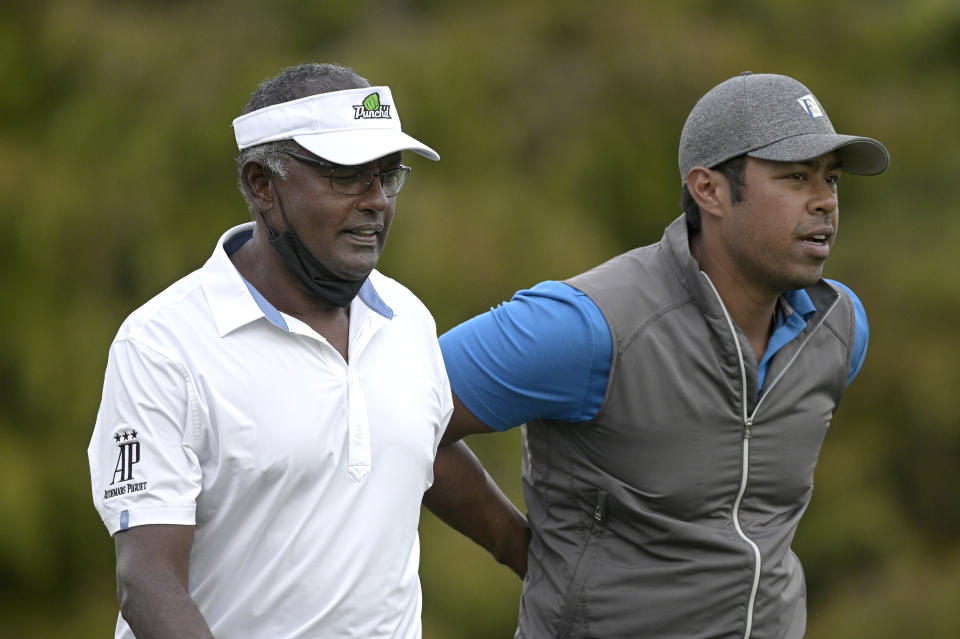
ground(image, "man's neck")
xmin=230 ymin=230 xmax=352 ymax=360
xmin=690 ymin=234 xmax=779 ymax=362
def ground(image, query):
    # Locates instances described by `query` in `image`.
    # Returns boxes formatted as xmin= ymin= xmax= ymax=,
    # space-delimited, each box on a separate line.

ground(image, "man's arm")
xmin=423 ymin=394 xmax=530 ymax=579
xmin=114 ymin=524 xmax=214 ymax=639
xmin=426 ymin=282 xmax=613 ymax=579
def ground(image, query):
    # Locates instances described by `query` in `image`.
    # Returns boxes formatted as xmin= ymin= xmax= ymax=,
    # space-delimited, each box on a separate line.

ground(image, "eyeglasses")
xmin=283 ymin=151 xmax=412 ymax=197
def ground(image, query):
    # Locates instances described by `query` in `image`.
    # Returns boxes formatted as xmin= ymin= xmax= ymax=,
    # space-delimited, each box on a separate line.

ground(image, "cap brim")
xmin=749 ymin=133 xmax=889 ymax=175
xmin=293 ymin=129 xmax=439 ymax=166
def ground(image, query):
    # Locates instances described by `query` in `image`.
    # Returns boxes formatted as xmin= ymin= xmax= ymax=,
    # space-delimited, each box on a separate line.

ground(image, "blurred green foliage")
xmin=2 ymin=0 xmax=958 ymax=637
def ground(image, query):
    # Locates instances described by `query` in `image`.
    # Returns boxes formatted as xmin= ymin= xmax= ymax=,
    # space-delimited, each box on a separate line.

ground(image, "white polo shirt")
xmin=89 ymin=223 xmax=452 ymax=639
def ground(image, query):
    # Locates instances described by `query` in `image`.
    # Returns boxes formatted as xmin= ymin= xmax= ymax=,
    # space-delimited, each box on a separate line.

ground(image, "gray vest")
xmin=517 ymin=216 xmax=855 ymax=639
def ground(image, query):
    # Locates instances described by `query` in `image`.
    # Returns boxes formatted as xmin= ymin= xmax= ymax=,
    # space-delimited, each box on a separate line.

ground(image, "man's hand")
xmin=424 ymin=394 xmax=530 ymax=578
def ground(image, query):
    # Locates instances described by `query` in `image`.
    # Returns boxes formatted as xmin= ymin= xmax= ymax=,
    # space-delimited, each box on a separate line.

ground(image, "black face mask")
xmin=260 ymin=182 xmax=367 ymax=308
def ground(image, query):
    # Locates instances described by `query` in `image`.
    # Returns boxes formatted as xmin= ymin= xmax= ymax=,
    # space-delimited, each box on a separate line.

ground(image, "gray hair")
xmin=235 ymin=63 xmax=371 ymax=214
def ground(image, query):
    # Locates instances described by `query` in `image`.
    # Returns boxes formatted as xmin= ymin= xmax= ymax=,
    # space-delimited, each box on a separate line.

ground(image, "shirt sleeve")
xmin=826 ymin=279 xmax=869 ymax=386
xmin=439 ymin=281 xmax=613 ymax=430
xmin=87 ymin=338 xmax=202 ymax=535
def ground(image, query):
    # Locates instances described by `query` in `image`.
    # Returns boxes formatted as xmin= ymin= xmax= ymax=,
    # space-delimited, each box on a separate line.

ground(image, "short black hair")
xmin=239 ymin=63 xmax=369 ymax=116
xmin=680 ymin=155 xmax=747 ymax=235
xmin=235 ymin=63 xmax=371 ymax=214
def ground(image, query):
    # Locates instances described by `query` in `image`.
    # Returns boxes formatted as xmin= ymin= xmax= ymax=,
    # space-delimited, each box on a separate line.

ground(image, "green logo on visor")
xmin=353 ymin=92 xmax=391 ymax=119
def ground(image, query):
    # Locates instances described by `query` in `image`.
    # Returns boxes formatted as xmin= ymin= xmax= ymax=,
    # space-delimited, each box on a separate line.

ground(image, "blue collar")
xmin=757 ymin=289 xmax=817 ymax=389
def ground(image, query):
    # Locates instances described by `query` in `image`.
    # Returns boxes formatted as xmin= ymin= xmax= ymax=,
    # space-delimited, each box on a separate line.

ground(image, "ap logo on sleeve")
xmin=104 ymin=428 xmax=148 ymax=500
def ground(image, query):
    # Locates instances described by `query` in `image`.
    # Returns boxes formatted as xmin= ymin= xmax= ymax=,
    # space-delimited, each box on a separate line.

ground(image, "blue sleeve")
xmin=439 ymin=281 xmax=613 ymax=430
xmin=826 ymin=279 xmax=869 ymax=386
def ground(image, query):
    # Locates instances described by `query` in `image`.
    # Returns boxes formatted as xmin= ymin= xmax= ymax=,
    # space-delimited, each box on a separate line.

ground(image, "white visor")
xmin=232 ymin=86 xmax=439 ymax=165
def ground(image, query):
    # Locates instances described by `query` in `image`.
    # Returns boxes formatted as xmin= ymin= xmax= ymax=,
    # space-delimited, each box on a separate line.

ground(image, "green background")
xmin=2 ymin=0 xmax=958 ymax=636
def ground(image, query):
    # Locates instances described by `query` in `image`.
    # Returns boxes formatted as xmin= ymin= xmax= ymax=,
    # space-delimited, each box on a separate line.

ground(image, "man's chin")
xmin=789 ymin=272 xmax=825 ymax=291
xmin=330 ymin=249 xmax=383 ymax=282
xmin=333 ymin=265 xmax=375 ymax=283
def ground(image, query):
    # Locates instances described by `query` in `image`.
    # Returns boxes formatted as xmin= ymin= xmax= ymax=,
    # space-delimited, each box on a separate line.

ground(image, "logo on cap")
xmin=353 ymin=92 xmax=392 ymax=120
xmin=797 ymin=94 xmax=824 ymax=119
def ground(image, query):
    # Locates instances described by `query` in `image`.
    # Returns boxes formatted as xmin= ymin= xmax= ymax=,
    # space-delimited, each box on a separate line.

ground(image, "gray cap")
xmin=678 ymin=72 xmax=889 ymax=183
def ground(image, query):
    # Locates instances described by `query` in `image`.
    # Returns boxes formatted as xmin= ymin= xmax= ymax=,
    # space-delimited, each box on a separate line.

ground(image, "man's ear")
xmin=241 ymin=161 xmax=274 ymax=212
xmin=686 ymin=166 xmax=728 ymax=221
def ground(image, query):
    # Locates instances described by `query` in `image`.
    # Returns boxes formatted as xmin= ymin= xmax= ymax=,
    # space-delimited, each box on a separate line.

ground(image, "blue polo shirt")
xmin=440 ymin=280 xmax=868 ymax=431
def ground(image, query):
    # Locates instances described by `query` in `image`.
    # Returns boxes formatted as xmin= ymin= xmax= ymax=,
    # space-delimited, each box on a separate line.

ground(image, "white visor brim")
xmin=232 ymin=85 xmax=439 ymax=165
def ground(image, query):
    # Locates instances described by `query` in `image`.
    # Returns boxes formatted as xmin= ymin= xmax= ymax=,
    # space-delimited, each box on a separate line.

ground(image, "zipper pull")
xmin=744 ymin=418 xmax=753 ymax=440
xmin=593 ymin=492 xmax=608 ymax=523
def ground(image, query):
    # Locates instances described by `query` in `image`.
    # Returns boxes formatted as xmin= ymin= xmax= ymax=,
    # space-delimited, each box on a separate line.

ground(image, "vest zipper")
xmin=701 ymin=274 xmax=842 ymax=638
xmin=701 ymin=273 xmax=762 ymax=639
xmin=731 ymin=418 xmax=761 ymax=639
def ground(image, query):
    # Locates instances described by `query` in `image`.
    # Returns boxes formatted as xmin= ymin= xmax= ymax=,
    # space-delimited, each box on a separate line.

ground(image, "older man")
xmin=88 ymin=63 xmax=526 ymax=639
